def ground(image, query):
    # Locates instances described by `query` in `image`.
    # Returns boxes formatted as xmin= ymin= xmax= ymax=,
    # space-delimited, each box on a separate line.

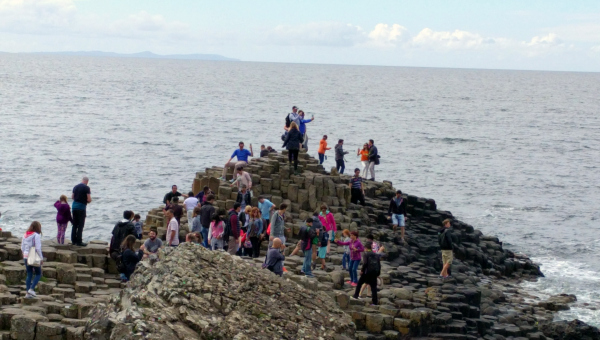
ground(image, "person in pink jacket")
xmin=336 ymin=231 xmax=364 ymax=286
xmin=54 ymin=195 xmax=73 ymax=244
xmin=318 ymin=204 xmax=337 ymax=254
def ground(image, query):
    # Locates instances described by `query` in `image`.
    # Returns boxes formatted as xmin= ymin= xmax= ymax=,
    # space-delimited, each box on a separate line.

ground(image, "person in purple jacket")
xmin=336 ymin=231 xmax=364 ymax=286
xmin=54 ymin=195 xmax=73 ymax=244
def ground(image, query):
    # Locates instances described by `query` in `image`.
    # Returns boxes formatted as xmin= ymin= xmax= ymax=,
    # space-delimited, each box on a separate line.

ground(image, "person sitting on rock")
xmin=220 ymin=141 xmax=253 ymax=181
xmin=265 ymin=238 xmax=286 ymax=276
xmin=120 ymin=235 xmax=144 ymax=282
xmin=352 ymin=241 xmax=380 ymax=306
xmin=141 ymin=229 xmax=162 ymax=257
xmin=438 ymin=219 xmax=454 ymax=279
xmin=260 ymin=145 xmax=269 ymax=157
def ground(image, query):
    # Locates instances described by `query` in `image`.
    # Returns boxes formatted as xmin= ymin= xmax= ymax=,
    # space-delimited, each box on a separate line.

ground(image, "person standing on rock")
xmin=318 ymin=204 xmax=337 ymax=254
xmin=258 ymin=196 xmax=275 ymax=225
xmin=335 ymin=139 xmax=348 ymax=174
xmin=349 ymin=168 xmax=366 ymax=206
xmin=167 ymin=196 xmax=184 ymax=227
xmin=163 ymin=185 xmax=188 ymax=205
xmin=284 ymin=106 xmax=300 ymax=131
xmin=318 ymin=135 xmax=331 ymax=165
xmin=282 ymin=122 xmax=303 ymax=175
xmin=357 ymin=143 xmax=370 ymax=177
xmin=298 ymin=110 xmax=314 ymax=151
xmin=109 ymin=210 xmax=137 ymax=258
xmin=269 ymin=204 xmax=287 ymax=247
xmin=120 ymin=235 xmax=144 ymax=281
xmin=311 ymin=212 xmax=323 ymax=264
xmin=71 ymin=176 xmax=91 ymax=246
xmin=298 ymin=218 xmax=316 ymax=277
xmin=208 ymin=213 xmax=225 ymax=251
xmin=265 ymin=237 xmax=286 ymax=276
xmin=199 ymin=194 xmax=216 ymax=248
xmin=183 ymin=192 xmax=199 ymax=225
xmin=236 ymin=184 xmax=252 ymax=211
xmin=316 ymin=225 xmax=330 ymax=271
xmin=336 ymin=231 xmax=364 ymax=287
xmin=54 ymin=195 xmax=72 ymax=244
xmin=231 ymin=166 xmax=252 ymax=191
xmin=352 ymin=241 xmax=380 ymax=305
xmin=438 ymin=219 xmax=454 ymax=278
xmin=191 ymin=207 xmax=202 ymax=233
xmin=247 ymin=208 xmax=263 ymax=258
xmin=340 ymin=229 xmax=351 ymax=270
xmin=366 ymin=139 xmax=379 ymax=181
xmin=388 ymin=190 xmax=408 ymax=242
xmin=226 ymin=203 xmax=242 ymax=255
xmin=166 ymin=209 xmax=180 ymax=247
xmin=21 ymin=221 xmax=43 ymax=298
xmin=133 ymin=214 xmax=143 ymax=240
xmin=221 ymin=142 xmax=253 ymax=180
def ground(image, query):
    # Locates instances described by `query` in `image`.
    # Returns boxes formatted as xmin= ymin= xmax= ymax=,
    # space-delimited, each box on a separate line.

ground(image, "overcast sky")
xmin=1 ymin=0 xmax=600 ymax=72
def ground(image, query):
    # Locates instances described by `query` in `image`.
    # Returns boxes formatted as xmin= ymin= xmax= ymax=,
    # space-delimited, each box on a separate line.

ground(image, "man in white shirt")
xmin=231 ymin=166 xmax=252 ymax=190
xmin=183 ymin=191 xmax=199 ymax=224
xmin=166 ymin=210 xmax=180 ymax=247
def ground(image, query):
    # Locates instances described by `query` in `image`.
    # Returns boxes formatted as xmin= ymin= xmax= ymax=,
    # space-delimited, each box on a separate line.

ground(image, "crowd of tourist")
xmin=17 ymin=105 xmax=456 ymax=303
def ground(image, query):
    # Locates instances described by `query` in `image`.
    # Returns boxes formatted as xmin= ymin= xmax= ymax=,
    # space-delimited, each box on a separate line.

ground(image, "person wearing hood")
xmin=109 ymin=210 xmax=136 ymax=257
xmin=21 ymin=221 xmax=43 ymax=298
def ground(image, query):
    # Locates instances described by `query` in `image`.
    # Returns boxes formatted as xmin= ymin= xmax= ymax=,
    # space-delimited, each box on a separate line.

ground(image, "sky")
xmin=1 ymin=0 xmax=600 ymax=72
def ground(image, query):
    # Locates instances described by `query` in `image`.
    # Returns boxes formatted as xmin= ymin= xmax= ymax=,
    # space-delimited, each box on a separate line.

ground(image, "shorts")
xmin=328 ymin=230 xmax=335 ymax=240
xmin=442 ymin=250 xmax=453 ymax=265
xmin=317 ymin=247 xmax=327 ymax=258
xmin=312 ymin=237 xmax=319 ymax=245
xmin=392 ymin=214 xmax=405 ymax=227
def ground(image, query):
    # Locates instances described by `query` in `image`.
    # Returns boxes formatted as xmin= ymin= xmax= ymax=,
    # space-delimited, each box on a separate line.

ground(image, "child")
xmin=317 ymin=227 xmax=330 ymax=270
xmin=340 ymin=229 xmax=351 ymax=270
xmin=53 ymin=195 xmax=72 ymax=244
xmin=133 ymin=214 xmax=143 ymax=240
xmin=336 ymin=231 xmax=364 ymax=286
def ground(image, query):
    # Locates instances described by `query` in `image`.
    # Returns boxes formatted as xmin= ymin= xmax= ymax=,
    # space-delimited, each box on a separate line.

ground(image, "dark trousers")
xmin=354 ymin=273 xmax=378 ymax=305
xmin=336 ymin=159 xmax=345 ymax=174
xmin=350 ymin=188 xmax=365 ymax=206
xmin=318 ymin=153 xmax=325 ymax=164
xmin=250 ymin=236 xmax=260 ymax=258
xmin=288 ymin=149 xmax=299 ymax=170
xmin=71 ymin=209 xmax=86 ymax=244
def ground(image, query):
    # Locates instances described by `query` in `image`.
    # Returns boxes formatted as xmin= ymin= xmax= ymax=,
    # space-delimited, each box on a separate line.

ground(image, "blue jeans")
xmin=201 ymin=227 xmax=209 ymax=248
xmin=349 ymin=259 xmax=360 ymax=283
xmin=24 ymin=259 xmax=42 ymax=291
xmin=336 ymin=159 xmax=345 ymax=174
xmin=342 ymin=253 xmax=350 ymax=270
xmin=302 ymin=247 xmax=313 ymax=276
xmin=318 ymin=153 xmax=325 ymax=164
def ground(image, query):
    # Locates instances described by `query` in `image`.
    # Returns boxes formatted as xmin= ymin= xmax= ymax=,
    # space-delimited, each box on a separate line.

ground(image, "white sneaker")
xmin=27 ymin=289 xmax=36 ymax=297
xmin=24 ymin=293 xmax=32 ymax=299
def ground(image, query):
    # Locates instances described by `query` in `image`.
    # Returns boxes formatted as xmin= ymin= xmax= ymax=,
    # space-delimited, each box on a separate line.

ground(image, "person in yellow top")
xmin=317 ymin=135 xmax=331 ymax=165
xmin=357 ymin=143 xmax=370 ymax=178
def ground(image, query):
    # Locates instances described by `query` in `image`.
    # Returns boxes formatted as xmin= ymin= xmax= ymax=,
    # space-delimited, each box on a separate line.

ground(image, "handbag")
xmin=27 ymin=236 xmax=42 ymax=267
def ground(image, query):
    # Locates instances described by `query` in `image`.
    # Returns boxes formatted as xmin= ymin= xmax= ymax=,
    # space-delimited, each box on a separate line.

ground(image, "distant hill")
xmin=25 ymin=51 xmax=239 ymax=61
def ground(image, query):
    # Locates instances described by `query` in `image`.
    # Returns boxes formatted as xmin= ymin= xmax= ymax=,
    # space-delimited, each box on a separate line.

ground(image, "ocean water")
xmin=0 ymin=55 xmax=599 ymax=325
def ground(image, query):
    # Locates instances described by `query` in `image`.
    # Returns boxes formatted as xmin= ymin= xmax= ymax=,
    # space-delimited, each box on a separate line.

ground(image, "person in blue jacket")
xmin=298 ymin=110 xmax=314 ymax=151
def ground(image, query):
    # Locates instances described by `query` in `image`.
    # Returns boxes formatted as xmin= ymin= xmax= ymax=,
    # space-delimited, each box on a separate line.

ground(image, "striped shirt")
xmin=351 ymin=176 xmax=363 ymax=189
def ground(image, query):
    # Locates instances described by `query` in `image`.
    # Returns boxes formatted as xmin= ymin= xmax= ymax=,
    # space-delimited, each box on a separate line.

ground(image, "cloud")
xmin=367 ymin=23 xmax=408 ymax=47
xmin=410 ymin=28 xmax=499 ymax=50
xmin=107 ymin=11 xmax=191 ymax=40
xmin=0 ymin=0 xmax=77 ymax=34
xmin=525 ymin=33 xmax=561 ymax=46
xmin=267 ymin=22 xmax=366 ymax=47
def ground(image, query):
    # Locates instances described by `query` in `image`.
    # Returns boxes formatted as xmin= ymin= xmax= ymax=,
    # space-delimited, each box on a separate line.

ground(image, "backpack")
xmin=320 ymin=230 xmax=329 ymax=247
xmin=247 ymin=219 xmax=259 ymax=238
xmin=285 ymin=114 xmax=291 ymax=128
xmin=366 ymin=253 xmax=381 ymax=276
xmin=223 ymin=210 xmax=236 ymax=240
xmin=438 ymin=229 xmax=451 ymax=249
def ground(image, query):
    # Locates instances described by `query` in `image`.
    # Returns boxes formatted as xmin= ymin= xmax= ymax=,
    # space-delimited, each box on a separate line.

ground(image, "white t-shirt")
xmin=184 ymin=197 xmax=199 ymax=211
xmin=167 ymin=217 xmax=180 ymax=246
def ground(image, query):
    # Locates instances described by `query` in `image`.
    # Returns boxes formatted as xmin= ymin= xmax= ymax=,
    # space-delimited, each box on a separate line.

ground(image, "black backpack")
xmin=285 ymin=114 xmax=291 ymax=128
xmin=366 ymin=253 xmax=381 ymax=276
xmin=223 ymin=210 xmax=236 ymax=240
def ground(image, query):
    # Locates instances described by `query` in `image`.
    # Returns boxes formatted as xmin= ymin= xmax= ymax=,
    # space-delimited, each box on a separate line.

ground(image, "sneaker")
xmin=305 ymin=274 xmax=315 ymax=278
xmin=27 ymin=289 xmax=36 ymax=298
xmin=345 ymin=280 xmax=353 ymax=284
xmin=217 ymin=177 xmax=225 ymax=181
xmin=25 ymin=293 xmax=32 ymax=299
xmin=369 ymin=178 xmax=375 ymax=181
xmin=351 ymin=282 xmax=358 ymax=287
xmin=350 ymin=296 xmax=359 ymax=300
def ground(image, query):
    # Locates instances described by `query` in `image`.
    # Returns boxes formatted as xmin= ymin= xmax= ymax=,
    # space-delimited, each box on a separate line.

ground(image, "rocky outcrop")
xmin=84 ymin=243 xmax=355 ymax=340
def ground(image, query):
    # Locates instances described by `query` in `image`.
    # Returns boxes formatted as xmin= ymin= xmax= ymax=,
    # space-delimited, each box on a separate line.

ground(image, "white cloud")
xmin=367 ymin=23 xmax=408 ymax=47
xmin=411 ymin=28 xmax=499 ymax=50
xmin=526 ymin=33 xmax=561 ymax=46
xmin=0 ymin=0 xmax=77 ymax=34
xmin=107 ymin=11 xmax=191 ymax=40
xmin=267 ymin=22 xmax=366 ymax=47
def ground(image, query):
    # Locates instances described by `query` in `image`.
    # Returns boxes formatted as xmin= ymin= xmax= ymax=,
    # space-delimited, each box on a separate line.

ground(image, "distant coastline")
xmin=1 ymin=50 xmax=239 ymax=62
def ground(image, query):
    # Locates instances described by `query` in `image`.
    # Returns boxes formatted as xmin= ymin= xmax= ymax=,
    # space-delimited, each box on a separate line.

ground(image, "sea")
xmin=0 ymin=54 xmax=599 ymax=326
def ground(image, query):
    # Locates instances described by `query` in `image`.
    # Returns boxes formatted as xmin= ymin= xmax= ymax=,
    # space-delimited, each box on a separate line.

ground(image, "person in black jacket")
xmin=199 ymin=194 xmax=216 ymax=248
xmin=236 ymin=184 xmax=252 ymax=210
xmin=367 ymin=139 xmax=378 ymax=181
xmin=120 ymin=235 xmax=143 ymax=281
xmin=387 ymin=190 xmax=408 ymax=241
xmin=352 ymin=241 xmax=380 ymax=305
xmin=282 ymin=122 xmax=303 ymax=174
xmin=438 ymin=219 xmax=454 ymax=278
xmin=109 ymin=210 xmax=137 ymax=258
